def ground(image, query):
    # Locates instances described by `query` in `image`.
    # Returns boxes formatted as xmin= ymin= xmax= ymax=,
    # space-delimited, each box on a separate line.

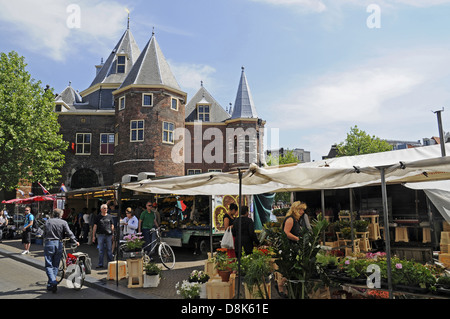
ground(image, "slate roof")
xmin=55 ymin=83 xmax=83 ymax=110
xmin=119 ymin=34 xmax=181 ymax=91
xmin=185 ymin=85 xmax=231 ymax=122
xmin=89 ymin=28 xmax=140 ymax=87
xmin=230 ymin=67 xmax=258 ymax=119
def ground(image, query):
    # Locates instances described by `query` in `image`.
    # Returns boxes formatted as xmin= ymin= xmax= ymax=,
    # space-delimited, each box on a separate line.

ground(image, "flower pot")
xmin=218 ymin=270 xmax=231 ymax=282
xmin=143 ymin=274 xmax=160 ymax=288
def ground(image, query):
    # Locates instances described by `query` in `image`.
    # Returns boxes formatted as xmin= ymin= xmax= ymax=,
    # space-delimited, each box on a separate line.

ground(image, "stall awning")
xmin=123 ymin=144 xmax=450 ymax=195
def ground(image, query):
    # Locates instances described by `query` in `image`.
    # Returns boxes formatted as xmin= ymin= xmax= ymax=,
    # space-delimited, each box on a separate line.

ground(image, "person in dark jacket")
xmin=282 ymin=201 xmax=312 ymax=243
xmin=232 ymin=205 xmax=259 ymax=258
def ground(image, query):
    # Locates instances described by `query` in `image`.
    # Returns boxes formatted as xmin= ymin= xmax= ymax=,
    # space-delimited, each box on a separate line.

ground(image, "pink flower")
xmin=395 ymin=263 xmax=402 ymax=269
xmin=345 ymin=260 xmax=350 ymax=265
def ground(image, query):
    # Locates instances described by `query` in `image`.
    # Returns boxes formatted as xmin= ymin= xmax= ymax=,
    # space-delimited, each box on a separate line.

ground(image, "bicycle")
xmin=55 ymin=238 xmax=88 ymax=290
xmin=120 ymin=226 xmax=175 ymax=269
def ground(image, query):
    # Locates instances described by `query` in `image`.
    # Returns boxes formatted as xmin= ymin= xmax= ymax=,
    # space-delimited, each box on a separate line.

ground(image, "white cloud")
xmin=169 ymin=61 xmax=217 ymax=96
xmin=267 ymin=48 xmax=450 ymax=159
xmin=0 ymin=0 xmax=128 ymax=61
xmin=250 ymin=0 xmax=327 ymax=12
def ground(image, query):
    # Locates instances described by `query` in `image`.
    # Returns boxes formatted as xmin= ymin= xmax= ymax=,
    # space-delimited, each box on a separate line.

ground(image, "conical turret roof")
xmin=230 ymin=67 xmax=258 ymax=119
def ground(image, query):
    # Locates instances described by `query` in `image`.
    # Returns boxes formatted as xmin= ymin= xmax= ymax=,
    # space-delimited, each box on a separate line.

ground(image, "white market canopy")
xmin=123 ymin=143 xmax=450 ymax=196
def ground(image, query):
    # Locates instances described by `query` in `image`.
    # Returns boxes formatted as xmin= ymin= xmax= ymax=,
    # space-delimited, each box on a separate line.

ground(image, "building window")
xmin=187 ymin=169 xmax=202 ymax=175
xmin=117 ymin=55 xmax=126 ymax=73
xmin=142 ymin=93 xmax=153 ymax=107
xmin=76 ymin=133 xmax=91 ymax=155
xmin=198 ymin=104 xmax=210 ymax=122
xmin=130 ymin=120 xmax=144 ymax=142
xmin=100 ymin=133 xmax=114 ymax=155
xmin=171 ymin=98 xmax=178 ymax=111
xmin=162 ymin=121 xmax=174 ymax=144
xmin=208 ymin=169 xmax=222 ymax=172
xmin=119 ymin=96 xmax=125 ymax=110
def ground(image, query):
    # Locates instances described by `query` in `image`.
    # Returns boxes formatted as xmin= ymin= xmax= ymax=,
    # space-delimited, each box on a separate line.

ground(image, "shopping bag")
xmin=221 ymin=227 xmax=234 ymax=249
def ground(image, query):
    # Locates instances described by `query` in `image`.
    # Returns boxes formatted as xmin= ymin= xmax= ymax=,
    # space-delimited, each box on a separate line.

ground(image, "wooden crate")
xmin=438 ymin=253 xmax=450 ymax=268
xmin=395 ymin=227 xmax=409 ymax=243
xmin=107 ymin=260 xmax=127 ymax=281
xmin=204 ymin=259 xmax=217 ymax=277
xmin=441 ymin=232 xmax=450 ymax=244
xmin=244 ymin=282 xmax=271 ymax=299
xmin=443 ymin=221 xmax=450 ymax=232
xmin=206 ymin=275 xmax=235 ymax=299
xmin=440 ymin=244 xmax=450 ymax=254
xmin=126 ymin=258 xmax=143 ymax=288
xmin=422 ymin=227 xmax=431 ymax=243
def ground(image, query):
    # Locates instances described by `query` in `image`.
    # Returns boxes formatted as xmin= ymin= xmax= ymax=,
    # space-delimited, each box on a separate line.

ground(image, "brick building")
xmin=54 ymin=27 xmax=265 ymax=191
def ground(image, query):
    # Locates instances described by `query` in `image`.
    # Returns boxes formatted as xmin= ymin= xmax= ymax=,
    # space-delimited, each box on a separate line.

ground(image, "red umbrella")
xmin=2 ymin=195 xmax=56 ymax=204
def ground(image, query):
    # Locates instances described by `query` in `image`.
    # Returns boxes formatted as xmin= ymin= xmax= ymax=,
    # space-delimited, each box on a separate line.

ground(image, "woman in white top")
xmin=121 ymin=207 xmax=139 ymax=236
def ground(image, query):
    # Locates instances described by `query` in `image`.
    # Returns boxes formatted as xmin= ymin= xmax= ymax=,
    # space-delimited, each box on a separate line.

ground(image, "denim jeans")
xmin=142 ymin=228 xmax=156 ymax=256
xmin=97 ymin=234 xmax=113 ymax=267
xmin=44 ymin=240 xmax=63 ymax=286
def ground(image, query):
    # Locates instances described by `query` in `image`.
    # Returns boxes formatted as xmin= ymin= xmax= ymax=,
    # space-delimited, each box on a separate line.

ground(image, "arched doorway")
xmin=71 ymin=168 xmax=99 ymax=189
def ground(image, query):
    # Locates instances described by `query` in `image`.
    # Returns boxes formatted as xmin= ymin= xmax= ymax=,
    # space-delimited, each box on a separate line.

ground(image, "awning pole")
xmin=236 ymin=168 xmax=243 ymax=299
xmin=349 ymin=188 xmax=354 ymax=253
xmin=379 ymin=167 xmax=393 ymax=299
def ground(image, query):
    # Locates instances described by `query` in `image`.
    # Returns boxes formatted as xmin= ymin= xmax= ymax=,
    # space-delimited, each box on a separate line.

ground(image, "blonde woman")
xmin=282 ymin=201 xmax=311 ymax=242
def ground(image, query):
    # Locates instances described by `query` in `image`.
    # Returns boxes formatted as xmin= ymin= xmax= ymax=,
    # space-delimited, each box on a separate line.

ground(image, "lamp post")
xmin=433 ymin=108 xmax=446 ymax=157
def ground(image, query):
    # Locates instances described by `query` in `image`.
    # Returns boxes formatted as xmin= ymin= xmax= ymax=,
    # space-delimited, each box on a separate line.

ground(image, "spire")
xmin=119 ymin=34 xmax=181 ymax=91
xmin=87 ymin=28 xmax=140 ymax=87
xmin=230 ymin=67 xmax=258 ymax=119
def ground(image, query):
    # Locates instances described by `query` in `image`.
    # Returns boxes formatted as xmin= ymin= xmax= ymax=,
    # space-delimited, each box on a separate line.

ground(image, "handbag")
xmin=221 ymin=227 xmax=234 ymax=249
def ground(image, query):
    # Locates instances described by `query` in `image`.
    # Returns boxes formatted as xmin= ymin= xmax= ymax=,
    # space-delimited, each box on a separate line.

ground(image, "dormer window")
xmin=117 ymin=55 xmax=126 ymax=73
xmin=142 ymin=93 xmax=153 ymax=107
xmin=198 ymin=104 xmax=210 ymax=122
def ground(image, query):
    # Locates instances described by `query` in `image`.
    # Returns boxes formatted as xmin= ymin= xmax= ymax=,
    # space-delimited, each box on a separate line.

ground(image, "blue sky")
xmin=2 ymin=0 xmax=450 ymax=161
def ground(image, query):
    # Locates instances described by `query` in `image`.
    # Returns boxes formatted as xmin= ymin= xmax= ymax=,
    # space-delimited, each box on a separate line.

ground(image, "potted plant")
xmin=175 ymin=280 xmax=201 ymax=299
xmin=354 ymin=220 xmax=369 ymax=233
xmin=241 ymin=247 xmax=273 ymax=299
xmin=122 ymin=233 xmax=145 ymax=259
xmin=143 ymin=262 xmax=162 ymax=288
xmin=274 ymin=214 xmax=330 ymax=299
xmin=188 ymin=270 xmax=210 ymax=298
xmin=214 ymin=248 xmax=236 ymax=282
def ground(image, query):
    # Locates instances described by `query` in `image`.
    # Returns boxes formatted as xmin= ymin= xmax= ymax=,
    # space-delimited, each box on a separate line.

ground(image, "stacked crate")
xmin=439 ymin=222 xmax=450 ymax=268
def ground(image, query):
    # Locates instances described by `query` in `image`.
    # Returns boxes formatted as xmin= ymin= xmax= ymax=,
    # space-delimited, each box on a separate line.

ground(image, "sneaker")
xmin=21 ymin=250 xmax=29 ymax=255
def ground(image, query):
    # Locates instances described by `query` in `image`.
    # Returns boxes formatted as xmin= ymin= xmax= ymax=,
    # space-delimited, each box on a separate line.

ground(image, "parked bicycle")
xmin=55 ymin=238 xmax=90 ymax=290
xmin=119 ymin=226 xmax=175 ymax=269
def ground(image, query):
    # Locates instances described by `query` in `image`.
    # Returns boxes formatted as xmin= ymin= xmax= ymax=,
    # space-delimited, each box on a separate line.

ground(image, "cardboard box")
xmin=438 ymin=253 xmax=450 ymax=268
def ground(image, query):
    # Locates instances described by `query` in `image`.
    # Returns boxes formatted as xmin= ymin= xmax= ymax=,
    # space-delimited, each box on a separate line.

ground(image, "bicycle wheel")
xmin=158 ymin=243 xmax=175 ymax=269
xmin=70 ymin=260 xmax=86 ymax=291
xmin=55 ymin=257 xmax=66 ymax=283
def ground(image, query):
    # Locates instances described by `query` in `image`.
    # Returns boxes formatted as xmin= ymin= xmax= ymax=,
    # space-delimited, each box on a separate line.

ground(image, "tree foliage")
xmin=0 ymin=51 xmax=67 ymax=190
xmin=336 ymin=125 xmax=392 ymax=157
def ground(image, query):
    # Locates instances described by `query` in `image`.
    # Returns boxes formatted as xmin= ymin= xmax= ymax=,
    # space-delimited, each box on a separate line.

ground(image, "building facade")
xmin=54 ymin=27 xmax=265 ymax=191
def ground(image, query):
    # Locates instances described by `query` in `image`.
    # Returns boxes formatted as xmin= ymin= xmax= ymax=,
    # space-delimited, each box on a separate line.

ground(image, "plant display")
xmin=354 ymin=220 xmax=369 ymax=232
xmin=175 ymin=280 xmax=201 ymax=299
xmin=273 ymin=214 xmax=330 ymax=299
xmin=188 ymin=270 xmax=210 ymax=283
xmin=214 ymin=248 xmax=236 ymax=271
xmin=240 ymin=247 xmax=273 ymax=299
xmin=123 ymin=233 xmax=144 ymax=251
xmin=144 ymin=262 xmax=162 ymax=277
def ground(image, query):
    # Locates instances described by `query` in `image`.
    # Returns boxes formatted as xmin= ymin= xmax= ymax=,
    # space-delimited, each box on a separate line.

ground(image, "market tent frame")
xmin=123 ymin=143 xmax=450 ymax=299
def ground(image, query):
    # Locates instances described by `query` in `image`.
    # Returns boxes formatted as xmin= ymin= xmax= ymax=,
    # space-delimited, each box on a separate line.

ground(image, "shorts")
xmin=22 ymin=229 xmax=31 ymax=244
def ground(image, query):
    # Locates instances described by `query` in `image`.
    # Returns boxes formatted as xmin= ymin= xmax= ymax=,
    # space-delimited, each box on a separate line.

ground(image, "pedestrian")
xmin=223 ymin=203 xmax=238 ymax=258
xmin=139 ymin=200 xmax=159 ymax=259
xmin=0 ymin=209 xmax=8 ymax=243
xmin=87 ymin=207 xmax=97 ymax=245
xmin=82 ymin=207 xmax=90 ymax=243
xmin=232 ymin=205 xmax=259 ymax=258
xmin=282 ymin=201 xmax=312 ymax=243
xmin=21 ymin=206 xmax=34 ymax=254
xmin=121 ymin=207 xmax=139 ymax=236
xmin=43 ymin=208 xmax=79 ymax=292
xmin=92 ymin=204 xmax=114 ymax=268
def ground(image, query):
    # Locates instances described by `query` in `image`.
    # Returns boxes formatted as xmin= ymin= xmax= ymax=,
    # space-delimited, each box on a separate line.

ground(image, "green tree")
xmin=336 ymin=125 xmax=392 ymax=157
xmin=0 ymin=51 xmax=67 ymax=191
xmin=266 ymin=150 xmax=301 ymax=203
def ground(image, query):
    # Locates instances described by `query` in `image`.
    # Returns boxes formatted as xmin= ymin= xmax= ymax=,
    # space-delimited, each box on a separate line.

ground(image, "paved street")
xmin=0 ymin=254 xmax=119 ymax=299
